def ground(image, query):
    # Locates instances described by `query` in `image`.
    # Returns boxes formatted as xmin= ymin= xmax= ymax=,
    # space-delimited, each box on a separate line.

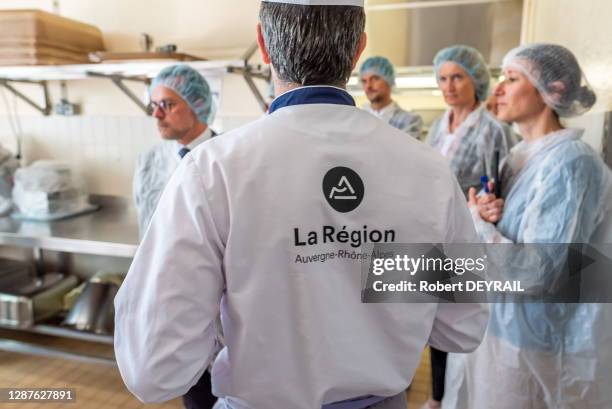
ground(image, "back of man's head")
xmin=259 ymin=3 xmax=365 ymax=87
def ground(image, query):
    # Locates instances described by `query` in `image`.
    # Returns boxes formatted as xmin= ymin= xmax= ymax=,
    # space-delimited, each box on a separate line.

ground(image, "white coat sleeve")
xmin=427 ymin=180 xmax=490 ymax=353
xmin=115 ymin=155 xmax=226 ymax=403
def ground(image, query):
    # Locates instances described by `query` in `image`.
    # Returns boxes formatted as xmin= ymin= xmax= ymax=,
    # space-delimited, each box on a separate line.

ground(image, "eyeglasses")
xmin=147 ymin=99 xmax=177 ymax=115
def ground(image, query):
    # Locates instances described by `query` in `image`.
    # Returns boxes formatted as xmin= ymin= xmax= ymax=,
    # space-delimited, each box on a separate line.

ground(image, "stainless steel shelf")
xmin=0 ymin=195 xmax=139 ymax=258
xmin=0 ymin=59 xmax=245 ymax=81
xmin=0 ymin=195 xmax=130 ymax=365
xmin=24 ymin=324 xmax=114 ymax=345
xmin=0 ymin=338 xmax=115 ymax=366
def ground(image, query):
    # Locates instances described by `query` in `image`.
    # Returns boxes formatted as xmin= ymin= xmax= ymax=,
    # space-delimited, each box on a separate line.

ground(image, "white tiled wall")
xmin=0 ymin=115 xmax=158 ymax=197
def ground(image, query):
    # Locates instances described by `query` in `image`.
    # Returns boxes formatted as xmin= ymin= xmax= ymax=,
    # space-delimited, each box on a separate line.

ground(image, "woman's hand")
xmin=468 ymin=186 xmax=504 ymax=223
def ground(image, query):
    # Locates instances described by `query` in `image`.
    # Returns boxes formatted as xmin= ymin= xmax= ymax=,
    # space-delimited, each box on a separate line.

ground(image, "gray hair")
xmin=259 ymin=3 xmax=365 ymax=87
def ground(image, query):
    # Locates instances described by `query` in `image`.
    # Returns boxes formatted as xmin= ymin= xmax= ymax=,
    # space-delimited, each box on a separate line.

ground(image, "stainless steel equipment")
xmin=0 ymin=258 xmax=32 ymax=292
xmin=62 ymin=279 xmax=119 ymax=335
xmin=0 ymin=273 xmax=78 ymax=328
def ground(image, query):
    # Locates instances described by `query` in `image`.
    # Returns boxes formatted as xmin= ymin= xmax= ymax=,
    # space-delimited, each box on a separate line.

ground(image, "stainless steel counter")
xmin=0 ymin=195 xmax=138 ymax=258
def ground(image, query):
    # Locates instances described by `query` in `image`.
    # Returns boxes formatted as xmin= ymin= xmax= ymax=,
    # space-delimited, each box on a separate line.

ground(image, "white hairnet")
xmin=502 ymin=44 xmax=596 ymax=118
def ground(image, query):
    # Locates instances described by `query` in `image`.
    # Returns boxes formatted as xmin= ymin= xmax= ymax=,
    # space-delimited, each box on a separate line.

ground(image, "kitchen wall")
xmin=521 ymin=0 xmax=612 ymax=152
xmin=0 ymin=114 xmax=155 ymax=196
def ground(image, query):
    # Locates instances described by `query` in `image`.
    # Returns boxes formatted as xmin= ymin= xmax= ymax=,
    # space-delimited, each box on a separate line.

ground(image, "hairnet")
xmin=502 ymin=44 xmax=596 ymax=118
xmin=434 ymin=45 xmax=491 ymax=102
xmin=150 ymin=64 xmax=215 ymax=124
xmin=359 ymin=56 xmax=395 ymax=87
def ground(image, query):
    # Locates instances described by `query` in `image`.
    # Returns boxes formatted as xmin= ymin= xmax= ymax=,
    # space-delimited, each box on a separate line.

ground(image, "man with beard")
xmin=133 ymin=64 xmax=216 ymax=236
xmin=360 ymin=56 xmax=423 ymax=139
xmin=132 ymin=64 xmax=217 ymax=409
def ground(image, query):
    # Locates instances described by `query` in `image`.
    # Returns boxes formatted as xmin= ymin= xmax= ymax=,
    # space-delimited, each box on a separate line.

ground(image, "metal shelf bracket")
xmin=227 ymin=41 xmax=271 ymax=113
xmin=86 ymin=71 xmax=151 ymax=114
xmin=0 ymin=78 xmax=52 ymax=115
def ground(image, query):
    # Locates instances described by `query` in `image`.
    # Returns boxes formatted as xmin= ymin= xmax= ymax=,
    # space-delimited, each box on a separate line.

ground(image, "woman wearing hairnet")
xmin=423 ymin=45 xmax=517 ymax=409
xmin=442 ymin=44 xmax=612 ymax=408
xmin=427 ymin=45 xmax=517 ymax=197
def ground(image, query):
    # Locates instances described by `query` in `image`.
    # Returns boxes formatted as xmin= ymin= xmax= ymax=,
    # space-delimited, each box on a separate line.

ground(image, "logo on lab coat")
xmin=323 ymin=167 xmax=364 ymax=213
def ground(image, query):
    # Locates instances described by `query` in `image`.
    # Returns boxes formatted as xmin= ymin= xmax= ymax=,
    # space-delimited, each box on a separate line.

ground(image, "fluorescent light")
xmin=395 ymin=76 xmax=438 ymax=89
xmin=348 ymin=74 xmax=438 ymax=90
xmin=365 ymin=0 xmax=512 ymax=12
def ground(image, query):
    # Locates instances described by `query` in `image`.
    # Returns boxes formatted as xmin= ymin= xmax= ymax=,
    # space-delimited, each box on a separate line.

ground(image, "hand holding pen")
xmin=468 ymin=175 xmax=504 ymax=223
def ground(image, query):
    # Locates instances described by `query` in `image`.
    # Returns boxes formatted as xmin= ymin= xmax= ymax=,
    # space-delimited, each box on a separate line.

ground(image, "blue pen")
xmin=480 ymin=175 xmax=490 ymax=193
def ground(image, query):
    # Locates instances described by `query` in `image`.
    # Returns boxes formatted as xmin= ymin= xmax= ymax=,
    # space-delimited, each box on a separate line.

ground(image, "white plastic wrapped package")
xmin=14 ymin=160 xmax=72 ymax=193
xmin=12 ymin=160 xmax=91 ymax=220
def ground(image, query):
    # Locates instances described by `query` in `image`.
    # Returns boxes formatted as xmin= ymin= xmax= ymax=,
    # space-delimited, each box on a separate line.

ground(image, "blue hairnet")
xmin=150 ymin=64 xmax=214 ymax=124
xmin=502 ymin=43 xmax=596 ymax=117
xmin=359 ymin=56 xmax=395 ymax=87
xmin=433 ymin=46 xmax=490 ymax=102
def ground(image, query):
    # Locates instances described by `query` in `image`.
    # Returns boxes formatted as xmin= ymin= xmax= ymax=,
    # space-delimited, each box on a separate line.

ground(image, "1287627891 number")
xmin=0 ymin=388 xmax=75 ymax=402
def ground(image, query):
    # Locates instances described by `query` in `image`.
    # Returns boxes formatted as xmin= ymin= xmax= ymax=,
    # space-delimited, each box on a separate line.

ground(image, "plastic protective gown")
xmin=133 ymin=141 xmax=180 ymax=236
xmin=363 ymin=102 xmax=423 ymax=139
xmin=427 ymin=106 xmax=517 ymax=196
xmin=133 ymin=129 xmax=214 ymax=236
xmin=0 ymin=145 xmax=18 ymax=215
xmin=443 ymin=128 xmax=612 ymax=409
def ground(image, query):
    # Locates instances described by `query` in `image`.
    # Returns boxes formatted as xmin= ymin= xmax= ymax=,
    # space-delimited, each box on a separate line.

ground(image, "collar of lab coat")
xmin=179 ymin=127 xmax=214 ymax=153
xmin=268 ymin=85 xmax=355 ymax=114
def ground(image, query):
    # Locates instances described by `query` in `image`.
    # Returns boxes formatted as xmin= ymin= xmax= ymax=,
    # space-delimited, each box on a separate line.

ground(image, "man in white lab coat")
xmin=115 ymin=1 xmax=489 ymax=409
xmin=132 ymin=64 xmax=217 ymax=409
xmin=133 ymin=64 xmax=216 ymax=236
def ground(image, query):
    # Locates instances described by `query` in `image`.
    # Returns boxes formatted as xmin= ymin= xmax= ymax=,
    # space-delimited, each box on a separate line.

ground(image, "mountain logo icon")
xmin=329 ymin=176 xmax=357 ymax=200
xmin=323 ymin=167 xmax=364 ymax=213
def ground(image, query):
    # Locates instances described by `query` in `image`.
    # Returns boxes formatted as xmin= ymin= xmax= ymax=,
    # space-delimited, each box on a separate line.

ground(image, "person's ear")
xmin=256 ymin=24 xmax=271 ymax=65
xmin=351 ymin=32 xmax=368 ymax=70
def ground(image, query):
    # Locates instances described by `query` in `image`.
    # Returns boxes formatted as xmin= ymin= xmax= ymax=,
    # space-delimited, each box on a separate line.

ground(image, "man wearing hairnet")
xmin=132 ymin=64 xmax=217 ymax=409
xmin=359 ymin=56 xmax=423 ymax=139
xmin=116 ymin=2 xmax=489 ymax=408
xmin=133 ymin=64 xmax=216 ymax=236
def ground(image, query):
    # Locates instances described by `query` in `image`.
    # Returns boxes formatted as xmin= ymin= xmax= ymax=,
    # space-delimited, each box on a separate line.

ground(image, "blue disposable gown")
xmin=443 ymin=128 xmax=612 ymax=409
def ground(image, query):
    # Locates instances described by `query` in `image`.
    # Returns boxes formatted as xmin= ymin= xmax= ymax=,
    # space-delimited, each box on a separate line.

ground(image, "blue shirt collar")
xmin=268 ymin=85 xmax=356 ymax=114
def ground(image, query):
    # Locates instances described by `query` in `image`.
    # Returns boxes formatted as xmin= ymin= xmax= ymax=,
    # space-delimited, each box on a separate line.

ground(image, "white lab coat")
xmin=115 ymin=86 xmax=489 ymax=409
